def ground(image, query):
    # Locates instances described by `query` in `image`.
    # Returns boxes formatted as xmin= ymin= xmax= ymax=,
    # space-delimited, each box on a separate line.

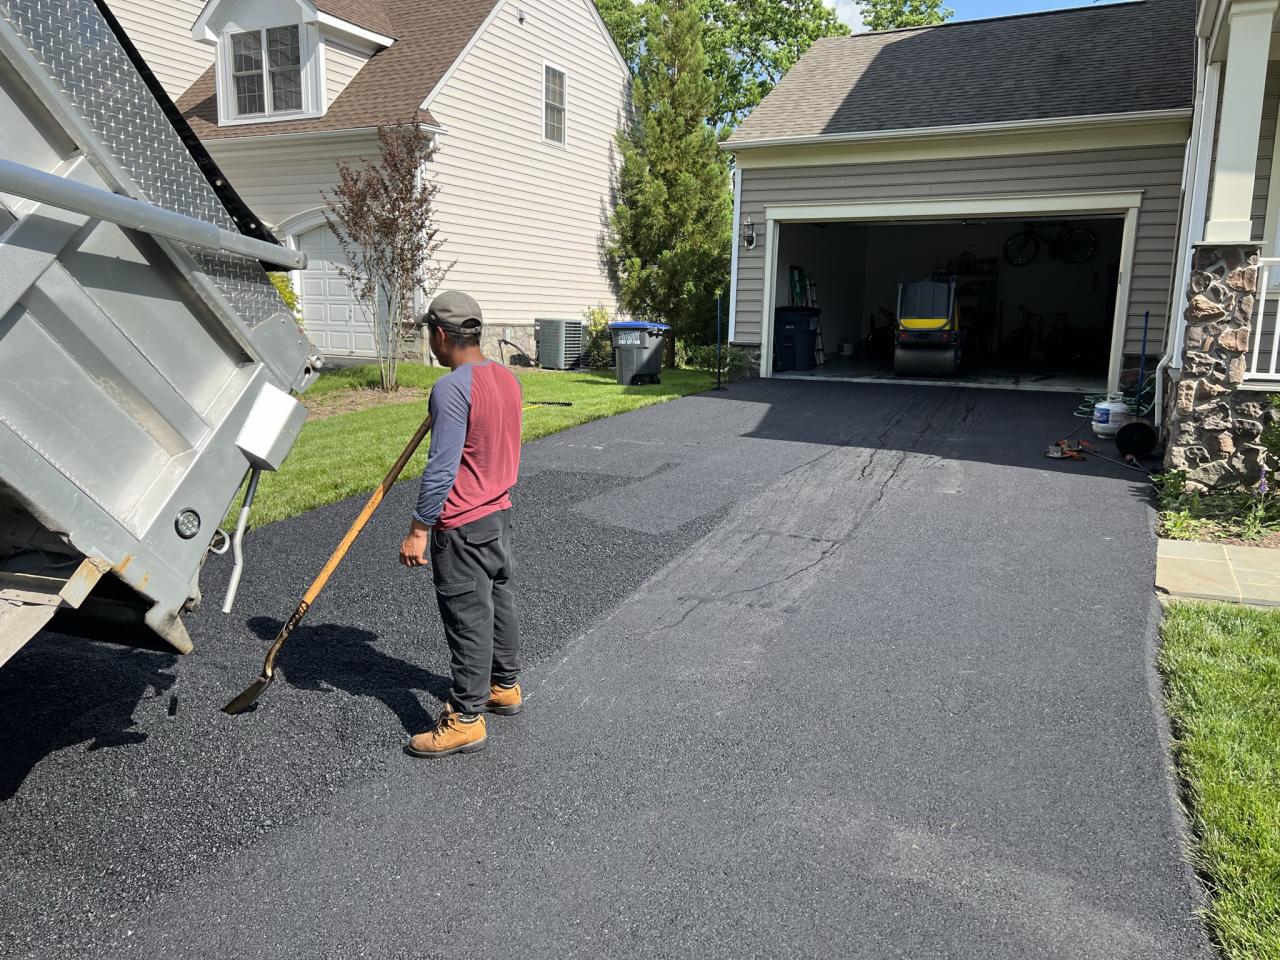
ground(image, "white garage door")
xmin=297 ymin=225 xmax=376 ymax=358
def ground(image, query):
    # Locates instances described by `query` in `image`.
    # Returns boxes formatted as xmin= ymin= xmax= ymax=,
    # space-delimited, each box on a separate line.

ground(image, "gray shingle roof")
xmin=728 ymin=0 xmax=1194 ymax=145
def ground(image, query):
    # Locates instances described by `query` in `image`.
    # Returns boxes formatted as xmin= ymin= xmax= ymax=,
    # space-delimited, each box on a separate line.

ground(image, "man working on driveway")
xmin=398 ymin=291 xmax=523 ymax=758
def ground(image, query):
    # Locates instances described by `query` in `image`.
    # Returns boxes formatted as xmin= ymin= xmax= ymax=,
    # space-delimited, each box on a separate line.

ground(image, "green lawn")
xmin=1160 ymin=601 xmax=1280 ymax=959
xmin=230 ymin=365 xmax=713 ymax=528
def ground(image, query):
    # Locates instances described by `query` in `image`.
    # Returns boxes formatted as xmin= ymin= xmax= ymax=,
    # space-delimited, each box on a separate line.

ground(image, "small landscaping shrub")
xmin=579 ymin=305 xmax=615 ymax=370
xmin=269 ymin=272 xmax=302 ymax=326
xmin=679 ymin=342 xmax=753 ymax=381
xmin=1155 ymin=467 xmax=1280 ymax=542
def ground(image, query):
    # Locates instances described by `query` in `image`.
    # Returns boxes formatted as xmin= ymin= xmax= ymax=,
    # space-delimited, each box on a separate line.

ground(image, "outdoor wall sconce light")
xmin=742 ymin=215 xmax=756 ymax=250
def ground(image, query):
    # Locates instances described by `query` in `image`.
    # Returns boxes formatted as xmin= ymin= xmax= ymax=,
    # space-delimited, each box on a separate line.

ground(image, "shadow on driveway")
xmin=251 ymin=617 xmax=452 ymax=735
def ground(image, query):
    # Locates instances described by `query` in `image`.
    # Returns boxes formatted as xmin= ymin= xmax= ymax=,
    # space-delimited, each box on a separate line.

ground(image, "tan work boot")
xmin=406 ymin=707 xmax=487 ymax=758
xmin=486 ymin=682 xmax=523 ymax=716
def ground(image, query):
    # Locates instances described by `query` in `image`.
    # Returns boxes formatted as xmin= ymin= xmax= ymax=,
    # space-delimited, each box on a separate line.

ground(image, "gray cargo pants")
xmin=430 ymin=509 xmax=520 ymax=715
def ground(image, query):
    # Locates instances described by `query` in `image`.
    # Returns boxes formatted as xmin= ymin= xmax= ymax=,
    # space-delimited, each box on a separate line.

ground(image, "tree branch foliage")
xmin=595 ymin=0 xmax=647 ymax=68
xmin=597 ymin=0 xmax=847 ymax=133
xmin=855 ymin=0 xmax=953 ymax=32
xmin=703 ymin=0 xmax=848 ymax=130
xmin=323 ymin=123 xmax=451 ymax=390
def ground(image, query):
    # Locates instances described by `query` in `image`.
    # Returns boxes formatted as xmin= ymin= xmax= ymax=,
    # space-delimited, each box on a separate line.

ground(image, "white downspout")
xmin=1156 ymin=40 xmax=1216 ymax=427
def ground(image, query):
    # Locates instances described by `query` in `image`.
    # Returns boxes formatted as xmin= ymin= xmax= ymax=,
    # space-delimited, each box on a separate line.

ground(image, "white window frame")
xmin=542 ymin=61 xmax=568 ymax=147
xmin=216 ymin=21 xmax=323 ymax=126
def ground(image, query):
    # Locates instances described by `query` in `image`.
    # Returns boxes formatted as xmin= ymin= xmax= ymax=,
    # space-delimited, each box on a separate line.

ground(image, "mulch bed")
xmin=302 ymin=387 xmax=427 ymax=420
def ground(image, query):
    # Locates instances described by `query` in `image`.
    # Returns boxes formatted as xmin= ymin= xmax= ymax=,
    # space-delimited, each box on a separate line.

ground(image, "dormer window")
xmin=231 ymin=26 xmax=302 ymax=116
xmin=193 ymin=0 xmax=394 ymax=128
xmin=209 ymin=14 xmax=325 ymax=126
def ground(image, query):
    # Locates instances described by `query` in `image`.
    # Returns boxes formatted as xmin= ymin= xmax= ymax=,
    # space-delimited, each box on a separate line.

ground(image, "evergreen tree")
xmin=856 ymin=0 xmax=952 ymax=32
xmin=595 ymin=0 xmax=847 ymax=134
xmin=606 ymin=0 xmax=732 ymax=347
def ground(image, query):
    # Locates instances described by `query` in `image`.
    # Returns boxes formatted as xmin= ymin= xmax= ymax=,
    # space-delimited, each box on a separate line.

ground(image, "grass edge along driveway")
xmin=231 ymin=365 xmax=714 ymax=528
xmin=1159 ymin=600 xmax=1280 ymax=960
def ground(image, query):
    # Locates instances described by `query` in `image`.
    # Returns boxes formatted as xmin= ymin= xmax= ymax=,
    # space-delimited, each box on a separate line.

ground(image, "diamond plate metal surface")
xmin=1 ymin=0 xmax=286 ymax=328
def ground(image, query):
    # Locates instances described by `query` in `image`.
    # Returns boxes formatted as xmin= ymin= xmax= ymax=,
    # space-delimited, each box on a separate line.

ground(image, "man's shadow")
xmin=248 ymin=618 xmax=449 ymax=734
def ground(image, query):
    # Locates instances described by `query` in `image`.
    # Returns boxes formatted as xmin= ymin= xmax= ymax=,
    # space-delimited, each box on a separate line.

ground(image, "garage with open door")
xmin=722 ymin=3 xmax=1192 ymax=394
xmin=766 ymin=205 xmax=1131 ymax=392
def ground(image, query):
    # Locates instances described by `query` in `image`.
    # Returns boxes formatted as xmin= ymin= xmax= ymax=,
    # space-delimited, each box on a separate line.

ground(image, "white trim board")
xmin=276 ymin=205 xmax=331 ymax=238
xmin=315 ymin=11 xmax=394 ymax=48
xmin=727 ymin=118 xmax=1191 ymax=171
xmin=727 ymin=165 xmax=742 ymax=343
xmin=754 ymin=192 xmax=1144 ymax=392
xmin=725 ymin=108 xmax=1192 ymax=151
xmin=763 ymin=191 xmax=1145 ymax=223
xmin=202 ymin=125 xmax=436 ymax=153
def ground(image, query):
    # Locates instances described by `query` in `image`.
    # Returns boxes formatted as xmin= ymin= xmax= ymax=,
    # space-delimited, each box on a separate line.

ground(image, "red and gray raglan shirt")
xmin=413 ymin=361 xmax=523 ymax=530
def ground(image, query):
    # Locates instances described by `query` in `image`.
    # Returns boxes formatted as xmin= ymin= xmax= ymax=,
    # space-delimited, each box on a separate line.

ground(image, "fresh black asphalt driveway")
xmin=1 ymin=379 xmax=1211 ymax=959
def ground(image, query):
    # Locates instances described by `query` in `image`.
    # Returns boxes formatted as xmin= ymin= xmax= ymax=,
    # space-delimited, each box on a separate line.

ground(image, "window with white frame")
xmin=544 ymin=65 xmax=566 ymax=144
xmin=228 ymin=25 xmax=304 ymax=118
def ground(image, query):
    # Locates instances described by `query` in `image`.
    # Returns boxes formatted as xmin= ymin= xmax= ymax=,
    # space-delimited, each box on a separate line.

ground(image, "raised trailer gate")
xmin=0 ymin=0 xmax=320 ymax=665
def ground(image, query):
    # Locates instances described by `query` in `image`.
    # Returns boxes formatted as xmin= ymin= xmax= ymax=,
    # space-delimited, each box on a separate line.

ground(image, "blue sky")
xmin=825 ymin=0 xmax=1121 ymax=31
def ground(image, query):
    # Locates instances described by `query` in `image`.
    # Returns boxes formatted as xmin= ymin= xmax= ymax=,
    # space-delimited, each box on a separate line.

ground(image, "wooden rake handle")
xmin=259 ymin=412 xmax=434 ymax=672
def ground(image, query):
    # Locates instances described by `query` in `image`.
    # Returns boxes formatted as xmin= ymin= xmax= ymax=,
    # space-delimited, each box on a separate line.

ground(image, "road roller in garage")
xmin=893 ymin=278 xmax=960 ymax=377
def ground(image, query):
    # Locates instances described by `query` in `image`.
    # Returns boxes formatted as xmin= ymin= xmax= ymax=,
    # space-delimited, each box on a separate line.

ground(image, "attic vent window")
xmin=543 ymin=64 xmax=566 ymax=145
xmin=229 ymin=25 xmax=303 ymax=118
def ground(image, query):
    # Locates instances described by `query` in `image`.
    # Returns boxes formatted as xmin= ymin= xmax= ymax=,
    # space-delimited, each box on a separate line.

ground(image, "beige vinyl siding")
xmin=323 ymin=37 xmax=370 ymax=108
xmin=425 ymin=0 xmax=628 ymax=327
xmin=733 ymin=143 xmax=1186 ymax=357
xmin=205 ymin=134 xmax=380 ymax=230
xmin=108 ymin=0 xmax=212 ymax=100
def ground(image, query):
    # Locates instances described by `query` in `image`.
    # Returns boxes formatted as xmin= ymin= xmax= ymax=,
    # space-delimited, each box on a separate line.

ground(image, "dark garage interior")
xmin=771 ymin=215 xmax=1124 ymax=390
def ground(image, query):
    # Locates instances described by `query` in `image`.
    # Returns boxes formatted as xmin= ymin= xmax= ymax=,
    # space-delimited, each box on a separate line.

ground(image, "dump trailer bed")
xmin=0 ymin=0 xmax=320 ymax=665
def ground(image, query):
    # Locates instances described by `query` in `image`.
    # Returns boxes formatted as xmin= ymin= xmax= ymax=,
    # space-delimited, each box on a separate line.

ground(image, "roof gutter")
xmin=201 ymin=122 xmax=447 ymax=151
xmin=721 ymin=108 xmax=1193 ymax=151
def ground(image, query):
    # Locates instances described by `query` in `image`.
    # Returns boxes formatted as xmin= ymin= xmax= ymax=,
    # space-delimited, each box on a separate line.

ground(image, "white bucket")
xmin=1092 ymin=395 xmax=1132 ymax=438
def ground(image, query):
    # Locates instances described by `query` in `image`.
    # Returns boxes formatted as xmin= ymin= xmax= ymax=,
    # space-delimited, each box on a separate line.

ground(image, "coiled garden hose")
xmin=1073 ymin=375 xmax=1158 ymax=420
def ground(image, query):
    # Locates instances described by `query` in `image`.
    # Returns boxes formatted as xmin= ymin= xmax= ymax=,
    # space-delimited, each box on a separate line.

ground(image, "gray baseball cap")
xmin=423 ymin=290 xmax=483 ymax=334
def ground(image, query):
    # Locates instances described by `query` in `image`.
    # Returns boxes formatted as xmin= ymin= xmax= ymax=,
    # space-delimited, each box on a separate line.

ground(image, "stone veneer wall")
xmin=728 ymin=344 xmax=762 ymax=378
xmin=402 ymin=322 xmax=538 ymax=367
xmin=1164 ymin=244 xmax=1275 ymax=491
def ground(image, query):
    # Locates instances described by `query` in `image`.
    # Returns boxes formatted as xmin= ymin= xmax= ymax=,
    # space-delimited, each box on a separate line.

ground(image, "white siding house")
xmin=425 ymin=0 xmax=628 ymax=330
xmin=107 ymin=0 xmax=213 ymax=99
xmin=110 ymin=0 xmax=628 ymax=361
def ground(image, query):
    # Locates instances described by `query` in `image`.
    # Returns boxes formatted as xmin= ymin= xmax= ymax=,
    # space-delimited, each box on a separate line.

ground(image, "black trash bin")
xmin=774 ymin=307 xmax=821 ymax=372
xmin=608 ymin=321 xmax=669 ymax=385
